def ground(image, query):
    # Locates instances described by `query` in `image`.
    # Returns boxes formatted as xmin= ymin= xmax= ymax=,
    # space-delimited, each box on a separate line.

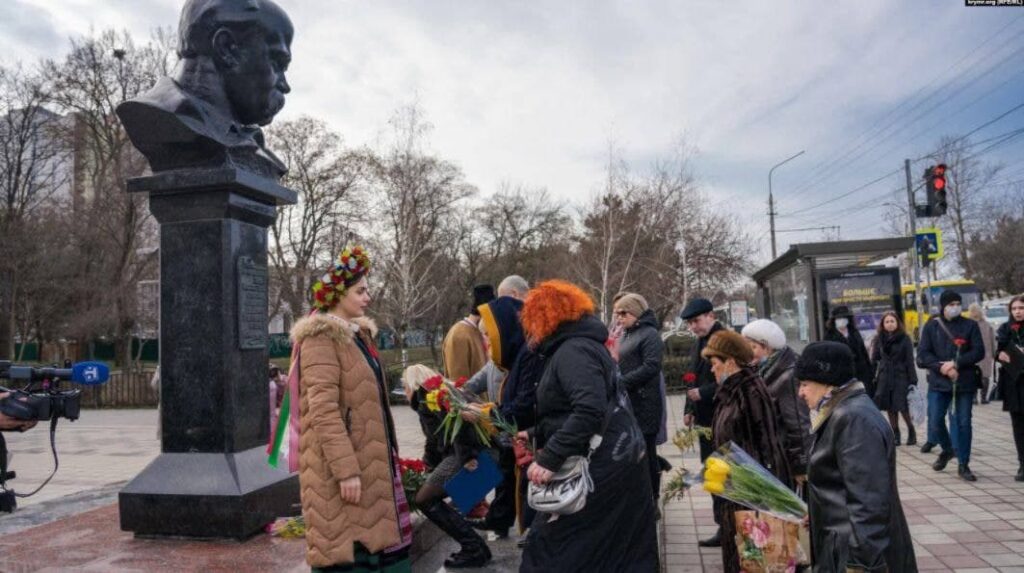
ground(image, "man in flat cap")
xmin=117 ymin=0 xmax=293 ymax=179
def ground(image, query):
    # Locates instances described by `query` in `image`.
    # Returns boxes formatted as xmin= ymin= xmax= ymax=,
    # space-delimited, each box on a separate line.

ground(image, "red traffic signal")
xmin=924 ymin=163 xmax=948 ymax=216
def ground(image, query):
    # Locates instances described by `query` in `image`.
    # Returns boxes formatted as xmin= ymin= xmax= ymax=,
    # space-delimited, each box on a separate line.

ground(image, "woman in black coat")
xmin=519 ymin=280 xmax=657 ymax=573
xmin=996 ymin=295 xmax=1024 ymax=482
xmin=613 ymin=293 xmax=665 ymax=504
xmin=825 ymin=305 xmax=875 ymax=399
xmin=796 ymin=342 xmax=916 ymax=573
xmin=871 ymin=311 xmax=918 ymax=446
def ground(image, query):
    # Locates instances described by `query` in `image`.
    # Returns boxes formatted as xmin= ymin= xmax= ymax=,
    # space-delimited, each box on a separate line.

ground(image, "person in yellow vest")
xmin=442 ymin=285 xmax=494 ymax=380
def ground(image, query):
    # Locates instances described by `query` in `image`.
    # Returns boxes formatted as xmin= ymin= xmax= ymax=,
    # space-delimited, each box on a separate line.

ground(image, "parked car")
xmin=984 ymin=298 xmax=1011 ymax=329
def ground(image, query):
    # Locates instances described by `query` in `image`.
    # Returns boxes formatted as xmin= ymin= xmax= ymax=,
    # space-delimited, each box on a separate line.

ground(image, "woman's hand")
xmin=516 ymin=430 xmax=529 ymax=442
xmin=460 ymin=403 xmax=484 ymax=423
xmin=463 ymin=459 xmax=479 ymax=471
xmin=338 ymin=476 xmax=361 ymax=504
xmin=527 ymin=462 xmax=554 ymax=485
xmin=999 ymin=351 xmax=1011 ymax=364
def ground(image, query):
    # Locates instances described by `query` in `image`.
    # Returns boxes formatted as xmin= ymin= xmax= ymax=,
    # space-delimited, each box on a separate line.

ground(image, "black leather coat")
xmin=618 ymin=309 xmax=665 ymax=436
xmin=807 ymin=383 xmax=916 ymax=572
xmin=759 ymin=346 xmax=812 ymax=476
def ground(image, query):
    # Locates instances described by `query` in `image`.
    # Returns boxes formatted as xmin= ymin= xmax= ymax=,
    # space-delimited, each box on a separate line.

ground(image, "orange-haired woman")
xmin=518 ymin=280 xmax=657 ymax=572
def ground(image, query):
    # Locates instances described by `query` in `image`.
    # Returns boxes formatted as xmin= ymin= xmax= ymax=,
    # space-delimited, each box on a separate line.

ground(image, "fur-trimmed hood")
xmin=290 ymin=312 xmax=378 ymax=346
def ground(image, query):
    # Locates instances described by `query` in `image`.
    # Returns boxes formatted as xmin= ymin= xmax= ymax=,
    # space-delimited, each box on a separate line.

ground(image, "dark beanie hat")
xmin=939 ymin=289 xmax=962 ymax=310
xmin=829 ymin=305 xmax=852 ymax=320
xmin=795 ymin=341 xmax=855 ymax=386
xmin=471 ymin=284 xmax=496 ymax=316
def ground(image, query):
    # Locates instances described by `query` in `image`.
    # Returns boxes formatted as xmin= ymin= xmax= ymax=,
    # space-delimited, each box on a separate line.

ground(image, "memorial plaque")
xmin=238 ymin=256 xmax=268 ymax=350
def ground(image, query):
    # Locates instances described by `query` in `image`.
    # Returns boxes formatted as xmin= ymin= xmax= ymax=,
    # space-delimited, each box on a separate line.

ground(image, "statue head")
xmin=178 ymin=0 xmax=293 ymax=127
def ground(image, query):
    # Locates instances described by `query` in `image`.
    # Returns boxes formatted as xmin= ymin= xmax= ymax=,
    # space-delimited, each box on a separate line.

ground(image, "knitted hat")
xmin=795 ymin=341 xmax=855 ymax=386
xmin=829 ymin=305 xmax=852 ymax=320
xmin=614 ymin=293 xmax=649 ymax=318
xmin=471 ymin=284 xmax=496 ymax=316
xmin=741 ymin=319 xmax=787 ymax=351
xmin=939 ymin=289 xmax=962 ymax=310
xmin=680 ymin=297 xmax=714 ymax=320
xmin=701 ymin=330 xmax=754 ymax=365
xmin=478 ymin=296 xmax=525 ymax=370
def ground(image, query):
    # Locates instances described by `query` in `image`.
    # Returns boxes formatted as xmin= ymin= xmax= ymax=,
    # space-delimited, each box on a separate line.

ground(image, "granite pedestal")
xmin=119 ymin=168 xmax=300 ymax=539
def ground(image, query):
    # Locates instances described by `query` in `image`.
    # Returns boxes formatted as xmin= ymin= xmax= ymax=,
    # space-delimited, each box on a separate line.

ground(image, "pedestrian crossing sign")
xmin=915 ymin=227 xmax=943 ymax=261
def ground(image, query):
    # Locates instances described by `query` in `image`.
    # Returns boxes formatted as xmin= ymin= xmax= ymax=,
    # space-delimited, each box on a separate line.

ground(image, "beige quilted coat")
xmin=291 ymin=313 xmax=401 ymax=567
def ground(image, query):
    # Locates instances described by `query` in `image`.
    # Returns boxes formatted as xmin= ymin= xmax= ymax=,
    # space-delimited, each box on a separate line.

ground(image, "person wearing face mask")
xmin=917 ymin=290 xmax=985 ymax=481
xmin=741 ymin=319 xmax=811 ymax=487
xmin=703 ymin=330 xmax=792 ymax=573
xmin=796 ymin=342 xmax=917 ymax=573
xmin=996 ymin=295 xmax=1024 ymax=481
xmin=824 ymin=306 xmax=875 ymax=400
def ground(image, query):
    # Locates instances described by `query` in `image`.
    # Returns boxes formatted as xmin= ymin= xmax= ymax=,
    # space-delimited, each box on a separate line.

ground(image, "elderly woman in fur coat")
xmin=291 ymin=246 xmax=412 ymax=572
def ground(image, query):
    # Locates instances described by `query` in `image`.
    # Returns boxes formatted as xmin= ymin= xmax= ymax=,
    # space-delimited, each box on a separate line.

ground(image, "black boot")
xmin=959 ymin=464 xmax=977 ymax=482
xmin=893 ymin=428 xmax=902 ymax=446
xmin=422 ymin=500 xmax=493 ymax=568
xmin=1016 ymin=465 xmax=1024 ymax=482
xmin=920 ymin=441 xmax=935 ymax=454
xmin=698 ymin=527 xmax=722 ymax=547
xmin=906 ymin=426 xmax=917 ymax=447
xmin=933 ymin=450 xmax=955 ymax=472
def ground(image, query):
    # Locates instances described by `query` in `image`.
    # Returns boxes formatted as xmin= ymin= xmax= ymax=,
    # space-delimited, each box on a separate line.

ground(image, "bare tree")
xmin=42 ymin=29 xmax=173 ymax=367
xmin=361 ymin=104 xmax=476 ymax=348
xmin=264 ymin=116 xmax=362 ymax=330
xmin=0 ymin=65 xmax=70 ymax=359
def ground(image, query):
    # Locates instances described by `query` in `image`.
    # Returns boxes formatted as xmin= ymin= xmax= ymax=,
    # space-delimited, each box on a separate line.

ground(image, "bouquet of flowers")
xmin=399 ymin=457 xmax=428 ymax=513
xmin=420 ymin=374 xmax=521 ymax=449
xmin=661 ymin=425 xmax=712 ymax=504
xmin=695 ymin=442 xmax=806 ymax=523
xmin=267 ymin=516 xmax=306 ymax=538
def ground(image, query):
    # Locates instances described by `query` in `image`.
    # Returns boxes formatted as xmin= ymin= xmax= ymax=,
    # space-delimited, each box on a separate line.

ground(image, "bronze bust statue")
xmin=117 ymin=0 xmax=293 ymax=179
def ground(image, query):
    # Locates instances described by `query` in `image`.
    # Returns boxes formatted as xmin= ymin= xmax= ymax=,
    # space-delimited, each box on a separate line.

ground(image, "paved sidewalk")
xmin=659 ymin=393 xmax=1024 ymax=573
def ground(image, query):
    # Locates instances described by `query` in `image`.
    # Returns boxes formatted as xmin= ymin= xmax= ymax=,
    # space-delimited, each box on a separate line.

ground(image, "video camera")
xmin=0 ymin=360 xmax=110 ymax=512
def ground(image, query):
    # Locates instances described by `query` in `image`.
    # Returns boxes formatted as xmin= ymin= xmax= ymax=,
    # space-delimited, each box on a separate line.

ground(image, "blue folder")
xmin=443 ymin=454 xmax=504 ymax=515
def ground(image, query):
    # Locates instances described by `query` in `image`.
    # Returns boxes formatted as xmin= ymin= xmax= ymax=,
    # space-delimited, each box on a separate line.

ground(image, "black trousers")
xmin=643 ymin=433 xmax=661 ymax=503
xmin=484 ymin=446 xmax=517 ymax=531
xmin=1012 ymin=412 xmax=1024 ymax=465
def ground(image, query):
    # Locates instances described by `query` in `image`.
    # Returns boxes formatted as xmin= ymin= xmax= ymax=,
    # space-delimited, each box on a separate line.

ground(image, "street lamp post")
xmin=768 ymin=150 xmax=806 ymax=259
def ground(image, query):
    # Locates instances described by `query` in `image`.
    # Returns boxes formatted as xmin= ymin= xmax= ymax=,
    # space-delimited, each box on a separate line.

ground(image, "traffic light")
xmin=924 ymin=163 xmax=948 ymax=217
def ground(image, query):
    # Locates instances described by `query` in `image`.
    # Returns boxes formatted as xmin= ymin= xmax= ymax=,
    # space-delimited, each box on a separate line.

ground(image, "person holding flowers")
xmin=517 ymin=280 xmax=656 ymax=572
xmin=702 ymin=330 xmax=792 ymax=573
xmin=796 ymin=341 xmax=916 ymax=572
xmin=917 ymin=289 xmax=985 ymax=481
xmin=400 ymin=364 xmax=492 ymax=569
xmin=289 ymin=245 xmax=413 ymax=572
xmin=996 ymin=295 xmax=1024 ymax=481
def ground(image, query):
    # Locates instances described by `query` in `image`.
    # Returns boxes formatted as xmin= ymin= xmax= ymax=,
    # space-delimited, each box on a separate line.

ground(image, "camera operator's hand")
xmin=0 ymin=392 xmax=38 ymax=432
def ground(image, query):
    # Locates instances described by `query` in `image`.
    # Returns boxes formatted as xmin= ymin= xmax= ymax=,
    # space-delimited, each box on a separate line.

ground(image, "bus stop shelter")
xmin=751 ymin=238 xmax=915 ymax=350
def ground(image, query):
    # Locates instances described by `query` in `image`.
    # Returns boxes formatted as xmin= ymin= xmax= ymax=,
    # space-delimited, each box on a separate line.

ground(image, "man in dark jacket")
xmin=796 ymin=342 xmax=917 ymax=573
xmin=680 ymin=297 xmax=725 ymax=547
xmin=917 ymin=289 xmax=984 ymax=481
xmin=613 ymin=293 xmax=665 ymax=505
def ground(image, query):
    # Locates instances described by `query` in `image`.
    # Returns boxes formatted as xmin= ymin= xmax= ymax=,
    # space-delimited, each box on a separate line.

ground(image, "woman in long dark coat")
xmin=871 ymin=311 xmax=918 ymax=446
xmin=825 ymin=305 xmax=875 ymax=398
xmin=519 ymin=280 xmax=657 ymax=573
xmin=996 ymin=295 xmax=1024 ymax=482
xmin=703 ymin=330 xmax=792 ymax=573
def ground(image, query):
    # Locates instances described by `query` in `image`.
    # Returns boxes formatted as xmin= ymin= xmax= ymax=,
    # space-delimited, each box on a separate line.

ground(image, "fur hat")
xmin=701 ymin=330 xmax=754 ymax=365
xmin=939 ymin=289 xmax=962 ymax=310
xmin=614 ymin=292 xmax=649 ymax=318
xmin=680 ymin=298 xmax=714 ymax=320
xmin=795 ymin=341 xmax=855 ymax=386
xmin=741 ymin=319 xmax=787 ymax=351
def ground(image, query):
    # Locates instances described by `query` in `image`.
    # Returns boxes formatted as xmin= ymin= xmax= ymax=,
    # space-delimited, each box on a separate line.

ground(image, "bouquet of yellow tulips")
xmin=698 ymin=442 xmax=806 ymax=523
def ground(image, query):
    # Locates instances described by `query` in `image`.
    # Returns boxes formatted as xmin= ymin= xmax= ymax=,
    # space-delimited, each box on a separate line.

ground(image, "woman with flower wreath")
xmin=401 ymin=365 xmax=493 ymax=569
xmin=518 ymin=280 xmax=656 ymax=573
xmin=290 ymin=246 xmax=413 ymax=572
xmin=996 ymin=294 xmax=1024 ymax=481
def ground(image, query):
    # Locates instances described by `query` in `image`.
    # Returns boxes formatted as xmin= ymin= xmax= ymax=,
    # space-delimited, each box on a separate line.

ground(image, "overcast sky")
xmin=4 ymin=0 xmax=1024 ymax=267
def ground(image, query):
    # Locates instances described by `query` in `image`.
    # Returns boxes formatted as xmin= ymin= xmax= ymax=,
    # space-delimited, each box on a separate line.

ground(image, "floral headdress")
xmin=310 ymin=245 xmax=372 ymax=311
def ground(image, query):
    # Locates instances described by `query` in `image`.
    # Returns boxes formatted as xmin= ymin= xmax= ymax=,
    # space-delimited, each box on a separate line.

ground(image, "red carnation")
xmin=438 ymin=388 xmax=451 ymax=411
xmin=1013 ymin=323 xmax=1021 ymax=332
xmin=954 ymin=338 xmax=967 ymax=347
xmin=455 ymin=376 xmax=468 ymax=388
xmin=683 ymin=372 xmax=697 ymax=384
xmin=423 ymin=375 xmax=443 ymax=391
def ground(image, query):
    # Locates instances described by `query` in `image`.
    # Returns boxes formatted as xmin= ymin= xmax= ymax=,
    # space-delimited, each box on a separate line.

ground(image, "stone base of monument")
xmin=119 ymin=448 xmax=300 ymax=539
